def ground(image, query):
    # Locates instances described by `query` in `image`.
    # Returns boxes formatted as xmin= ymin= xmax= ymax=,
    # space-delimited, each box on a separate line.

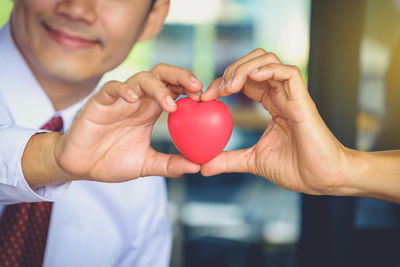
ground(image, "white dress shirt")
xmin=0 ymin=22 xmax=171 ymax=267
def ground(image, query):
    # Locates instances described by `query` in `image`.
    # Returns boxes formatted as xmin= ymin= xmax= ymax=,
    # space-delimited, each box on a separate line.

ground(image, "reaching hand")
xmin=54 ymin=63 xmax=203 ymax=183
xmin=200 ymin=49 xmax=355 ymax=196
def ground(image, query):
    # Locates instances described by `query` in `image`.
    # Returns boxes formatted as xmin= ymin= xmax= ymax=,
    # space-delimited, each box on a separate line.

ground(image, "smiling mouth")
xmin=42 ymin=22 xmax=101 ymax=49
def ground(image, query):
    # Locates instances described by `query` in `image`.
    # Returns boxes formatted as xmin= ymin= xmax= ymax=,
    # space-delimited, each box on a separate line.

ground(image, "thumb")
xmin=201 ymin=149 xmax=252 ymax=176
xmin=144 ymin=151 xmax=201 ymax=178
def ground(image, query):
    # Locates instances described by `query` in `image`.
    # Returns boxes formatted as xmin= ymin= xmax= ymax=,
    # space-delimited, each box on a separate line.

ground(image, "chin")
xmin=32 ymin=46 xmax=119 ymax=84
xmin=42 ymin=58 xmax=102 ymax=83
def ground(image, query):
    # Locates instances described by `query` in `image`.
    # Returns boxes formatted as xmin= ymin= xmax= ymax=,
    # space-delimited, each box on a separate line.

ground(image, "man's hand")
xmin=24 ymin=64 xmax=203 ymax=188
xmin=200 ymin=49 xmax=357 ymax=196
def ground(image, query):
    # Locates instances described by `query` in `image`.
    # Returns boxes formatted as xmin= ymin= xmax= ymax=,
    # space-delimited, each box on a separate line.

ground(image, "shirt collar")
xmin=0 ymin=22 xmax=90 ymax=129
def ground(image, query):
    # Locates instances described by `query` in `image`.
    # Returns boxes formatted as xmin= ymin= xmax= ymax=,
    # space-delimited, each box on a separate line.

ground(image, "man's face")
xmin=11 ymin=0 xmax=154 ymax=82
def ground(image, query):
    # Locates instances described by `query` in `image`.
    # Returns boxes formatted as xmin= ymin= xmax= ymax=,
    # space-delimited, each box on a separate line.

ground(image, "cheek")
xmin=105 ymin=32 xmax=136 ymax=63
xmin=98 ymin=2 xmax=148 ymax=61
xmin=13 ymin=0 xmax=54 ymax=30
xmin=101 ymin=19 xmax=144 ymax=68
xmin=12 ymin=1 xmax=56 ymax=56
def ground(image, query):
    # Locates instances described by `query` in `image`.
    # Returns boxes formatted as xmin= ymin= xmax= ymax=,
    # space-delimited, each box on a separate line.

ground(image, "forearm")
xmin=346 ymin=149 xmax=400 ymax=203
xmin=22 ymin=132 xmax=76 ymax=189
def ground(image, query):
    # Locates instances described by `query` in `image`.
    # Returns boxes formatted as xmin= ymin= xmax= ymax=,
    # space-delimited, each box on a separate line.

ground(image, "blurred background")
xmin=2 ymin=0 xmax=400 ymax=266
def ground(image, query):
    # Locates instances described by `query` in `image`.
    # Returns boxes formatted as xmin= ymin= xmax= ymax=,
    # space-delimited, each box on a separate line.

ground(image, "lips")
xmin=42 ymin=22 xmax=101 ymax=49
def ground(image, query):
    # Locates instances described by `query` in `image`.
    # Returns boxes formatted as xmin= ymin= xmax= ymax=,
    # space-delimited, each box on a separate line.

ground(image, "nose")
xmin=55 ymin=0 xmax=97 ymax=24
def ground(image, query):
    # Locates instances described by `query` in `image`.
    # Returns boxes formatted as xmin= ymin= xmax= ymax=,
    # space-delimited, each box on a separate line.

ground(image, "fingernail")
xmin=252 ymin=68 xmax=260 ymax=74
xmin=218 ymin=79 xmax=225 ymax=91
xmin=128 ymin=89 xmax=138 ymax=99
xmin=190 ymin=76 xmax=200 ymax=84
xmin=222 ymin=68 xmax=227 ymax=78
xmin=166 ymin=95 xmax=176 ymax=106
xmin=192 ymin=91 xmax=201 ymax=102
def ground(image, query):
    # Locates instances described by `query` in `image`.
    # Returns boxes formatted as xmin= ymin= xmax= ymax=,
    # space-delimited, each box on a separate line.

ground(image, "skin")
xmin=11 ymin=0 xmax=171 ymax=110
xmin=11 ymin=0 xmax=204 ymax=188
xmin=201 ymin=48 xmax=400 ymax=204
xmin=12 ymin=1 xmax=400 ymax=202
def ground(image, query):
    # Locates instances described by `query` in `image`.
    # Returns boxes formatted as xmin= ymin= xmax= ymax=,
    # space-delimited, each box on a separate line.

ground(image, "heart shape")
xmin=168 ymin=97 xmax=233 ymax=164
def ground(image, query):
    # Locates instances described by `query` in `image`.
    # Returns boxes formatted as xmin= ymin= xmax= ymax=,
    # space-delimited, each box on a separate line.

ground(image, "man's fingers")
xmin=124 ymin=72 xmax=180 ymax=113
xmin=201 ymin=149 xmax=253 ymax=176
xmin=222 ymin=48 xmax=269 ymax=84
xmin=202 ymin=49 xmax=281 ymax=101
xmin=203 ymin=49 xmax=268 ymax=100
xmin=93 ymin=80 xmax=139 ymax=106
xmin=249 ymin=63 xmax=308 ymax=101
xmin=200 ymin=78 xmax=224 ymax=101
xmin=150 ymin=63 xmax=203 ymax=101
xmin=225 ymin=52 xmax=281 ymax=94
xmin=95 ymin=66 xmax=204 ymax=114
xmin=167 ymin=85 xmax=202 ymax=102
xmin=144 ymin=151 xmax=201 ymax=178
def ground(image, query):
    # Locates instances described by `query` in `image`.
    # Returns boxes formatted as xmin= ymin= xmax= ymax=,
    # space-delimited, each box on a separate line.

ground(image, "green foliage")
xmin=0 ymin=1 xmax=13 ymax=28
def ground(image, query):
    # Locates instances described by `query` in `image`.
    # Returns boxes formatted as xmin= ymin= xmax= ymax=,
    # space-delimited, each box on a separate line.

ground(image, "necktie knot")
xmin=41 ymin=115 xmax=64 ymax=132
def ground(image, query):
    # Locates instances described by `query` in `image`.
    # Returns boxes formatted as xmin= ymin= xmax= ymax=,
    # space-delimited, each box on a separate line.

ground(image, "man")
xmin=0 ymin=0 xmax=202 ymax=266
xmin=3 ymin=0 xmax=399 ymax=266
xmin=200 ymin=49 xmax=400 ymax=204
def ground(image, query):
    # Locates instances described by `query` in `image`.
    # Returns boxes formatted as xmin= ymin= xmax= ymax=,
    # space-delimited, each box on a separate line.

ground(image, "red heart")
xmin=168 ymin=97 xmax=233 ymax=164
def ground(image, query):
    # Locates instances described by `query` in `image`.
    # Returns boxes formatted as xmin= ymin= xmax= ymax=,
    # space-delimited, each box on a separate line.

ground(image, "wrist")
xmin=313 ymin=147 xmax=368 ymax=197
xmin=347 ymin=150 xmax=400 ymax=202
xmin=337 ymin=148 xmax=370 ymax=196
xmin=22 ymin=132 xmax=77 ymax=189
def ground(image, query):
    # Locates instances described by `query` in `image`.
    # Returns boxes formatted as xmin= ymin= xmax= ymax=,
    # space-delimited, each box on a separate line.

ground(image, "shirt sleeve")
xmin=0 ymin=125 xmax=70 ymax=204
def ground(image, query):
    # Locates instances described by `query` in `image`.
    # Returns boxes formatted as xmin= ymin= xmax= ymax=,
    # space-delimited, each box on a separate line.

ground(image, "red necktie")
xmin=0 ymin=115 xmax=64 ymax=267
